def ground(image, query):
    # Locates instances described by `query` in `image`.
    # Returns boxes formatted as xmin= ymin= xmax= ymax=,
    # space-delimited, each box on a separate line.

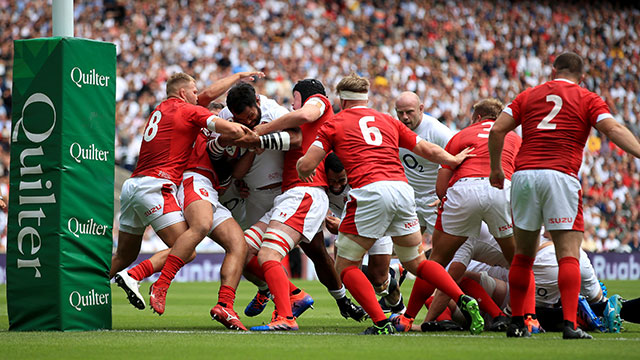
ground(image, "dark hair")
xmin=553 ymin=52 xmax=584 ymax=78
xmin=325 ymin=152 xmax=344 ymax=173
xmin=208 ymin=101 xmax=225 ymax=111
xmin=226 ymin=82 xmax=258 ymax=115
xmin=293 ymin=79 xmax=326 ymax=103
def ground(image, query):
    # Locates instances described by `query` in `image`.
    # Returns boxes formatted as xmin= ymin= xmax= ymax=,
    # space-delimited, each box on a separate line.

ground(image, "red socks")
xmin=508 ymin=254 xmax=535 ymax=317
xmin=155 ymin=254 xmax=185 ymax=288
xmin=340 ymin=266 xmax=387 ymax=323
xmin=404 ymin=277 xmax=435 ymax=319
xmin=416 ymin=260 xmax=464 ymax=301
xmin=558 ymin=256 xmax=580 ymax=328
xmin=127 ymin=259 xmax=154 ymax=281
xmin=218 ymin=285 xmax=236 ymax=308
xmin=460 ymin=277 xmax=505 ymax=318
xmin=262 ymin=260 xmax=293 ymax=318
xmin=246 ymin=256 xmax=266 ymax=281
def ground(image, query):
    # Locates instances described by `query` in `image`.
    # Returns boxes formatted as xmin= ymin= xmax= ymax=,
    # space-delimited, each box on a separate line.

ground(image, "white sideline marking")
xmin=109 ymin=329 xmax=639 ymax=340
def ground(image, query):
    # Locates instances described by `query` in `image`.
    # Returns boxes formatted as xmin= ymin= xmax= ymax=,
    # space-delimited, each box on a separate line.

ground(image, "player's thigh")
xmin=339 ymin=183 xmax=394 ymax=239
xmin=483 ymin=182 xmax=514 ymax=238
xmin=269 ymin=187 xmax=329 ymax=242
xmin=384 ymin=181 xmax=421 ymax=237
xmin=539 ymin=171 xmax=583 ymax=232
xmin=210 ymin=215 xmax=245 ymax=253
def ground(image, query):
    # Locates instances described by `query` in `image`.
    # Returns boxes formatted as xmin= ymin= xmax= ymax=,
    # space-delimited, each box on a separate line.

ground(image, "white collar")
xmin=554 ymin=78 xmax=575 ymax=84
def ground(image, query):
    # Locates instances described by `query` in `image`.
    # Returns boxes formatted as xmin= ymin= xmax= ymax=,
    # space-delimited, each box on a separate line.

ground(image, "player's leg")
xmin=335 ymin=233 xmax=393 ymax=334
xmin=209 ymin=213 xmax=249 ymax=331
xmin=368 ymin=253 xmax=405 ymax=314
xmin=300 ymin=231 xmax=367 ymax=321
xmin=111 ymin=231 xmax=143 ymax=278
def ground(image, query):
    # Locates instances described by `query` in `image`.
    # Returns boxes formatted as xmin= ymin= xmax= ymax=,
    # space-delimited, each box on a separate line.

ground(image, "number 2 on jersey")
xmin=144 ymin=110 xmax=162 ymax=142
xmin=359 ymin=116 xmax=383 ymax=146
xmin=537 ymin=95 xmax=562 ymax=130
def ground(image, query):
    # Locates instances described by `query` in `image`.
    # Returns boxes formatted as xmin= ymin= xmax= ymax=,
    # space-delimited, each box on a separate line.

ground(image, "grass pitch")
xmin=1 ymin=280 xmax=639 ymax=360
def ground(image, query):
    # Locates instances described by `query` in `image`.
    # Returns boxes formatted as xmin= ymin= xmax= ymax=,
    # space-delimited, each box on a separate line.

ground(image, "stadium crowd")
xmin=0 ymin=0 xmax=639 ymax=253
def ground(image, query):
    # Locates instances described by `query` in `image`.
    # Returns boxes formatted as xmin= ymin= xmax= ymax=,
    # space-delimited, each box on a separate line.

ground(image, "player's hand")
xmin=453 ymin=146 xmax=475 ymax=166
xmin=489 ymin=169 xmax=505 ymax=189
xmin=298 ymin=168 xmax=316 ymax=183
xmin=237 ymin=71 xmax=265 ymax=82
xmin=427 ymin=199 xmax=440 ymax=207
xmin=253 ymin=123 xmax=269 ymax=136
xmin=233 ymin=129 xmax=260 ymax=148
xmin=325 ymin=215 xmax=340 ymax=235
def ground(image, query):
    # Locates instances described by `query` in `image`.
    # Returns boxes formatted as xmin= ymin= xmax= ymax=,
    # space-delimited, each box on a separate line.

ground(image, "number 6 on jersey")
xmin=359 ymin=116 xmax=383 ymax=146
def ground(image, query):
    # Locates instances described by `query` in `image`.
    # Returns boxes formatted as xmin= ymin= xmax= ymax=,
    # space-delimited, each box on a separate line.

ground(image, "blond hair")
xmin=472 ymin=98 xmax=504 ymax=120
xmin=166 ymin=72 xmax=195 ymax=97
xmin=336 ymin=73 xmax=370 ymax=94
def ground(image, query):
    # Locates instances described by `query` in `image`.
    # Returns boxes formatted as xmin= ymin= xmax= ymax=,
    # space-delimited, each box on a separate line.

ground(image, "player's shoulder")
xmin=218 ymin=107 xmax=233 ymax=120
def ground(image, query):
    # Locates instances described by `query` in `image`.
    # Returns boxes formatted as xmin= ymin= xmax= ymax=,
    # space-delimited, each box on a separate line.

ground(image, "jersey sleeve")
xmin=395 ymin=117 xmax=420 ymax=149
xmin=312 ymin=119 xmax=335 ymax=152
xmin=451 ymin=238 xmax=473 ymax=267
xmin=586 ymin=93 xmax=614 ymax=126
xmin=188 ymin=104 xmax=219 ymax=129
xmin=503 ymin=88 xmax=530 ymax=125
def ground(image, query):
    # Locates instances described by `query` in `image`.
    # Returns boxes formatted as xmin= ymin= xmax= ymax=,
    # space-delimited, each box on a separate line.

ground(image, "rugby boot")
xmin=291 ymin=290 xmax=314 ymax=318
xmin=250 ymin=315 xmax=299 ymax=331
xmin=336 ymin=296 xmax=368 ymax=322
xmin=563 ymin=323 xmax=593 ymax=339
xmin=458 ymin=295 xmax=484 ymax=335
xmin=389 ymin=313 xmax=414 ymax=332
xmin=524 ymin=315 xmax=545 ymax=334
xmin=603 ymin=294 xmax=623 ymax=333
xmin=244 ymin=290 xmax=271 ymax=317
xmin=149 ymin=284 xmax=168 ymax=315
xmin=577 ymin=295 xmax=605 ymax=332
xmin=114 ymin=270 xmax=146 ymax=310
xmin=211 ymin=304 xmax=248 ymax=331
xmin=361 ymin=320 xmax=395 ymax=335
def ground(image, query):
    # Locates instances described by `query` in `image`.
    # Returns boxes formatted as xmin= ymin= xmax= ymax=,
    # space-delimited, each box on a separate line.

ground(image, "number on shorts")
xmin=477 ymin=121 xmax=494 ymax=138
xmin=359 ymin=116 xmax=382 ymax=146
xmin=537 ymin=95 xmax=562 ymax=130
xmin=144 ymin=110 xmax=162 ymax=142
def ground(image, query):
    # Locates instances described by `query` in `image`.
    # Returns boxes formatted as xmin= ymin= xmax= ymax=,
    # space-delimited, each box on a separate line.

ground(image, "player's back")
xmin=509 ymin=79 xmax=610 ymax=177
xmin=445 ymin=120 xmax=521 ymax=186
xmin=132 ymin=98 xmax=208 ymax=185
xmin=319 ymin=106 xmax=417 ymax=189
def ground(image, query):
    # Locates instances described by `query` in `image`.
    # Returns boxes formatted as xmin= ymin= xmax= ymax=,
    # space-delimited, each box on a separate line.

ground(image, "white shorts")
xmin=119 ymin=176 xmax=184 ymax=235
xmin=260 ymin=186 xmax=329 ymax=242
xmin=339 ymin=181 xmax=419 ymax=239
xmin=416 ymin=193 xmax=438 ymax=235
xmin=511 ymin=169 xmax=584 ymax=232
xmin=246 ymin=187 xmax=281 ymax=226
xmin=534 ymin=246 xmax=600 ymax=307
xmin=369 ymin=236 xmax=393 ymax=255
xmin=219 ymin=182 xmax=248 ymax=229
xmin=177 ymin=171 xmax=234 ymax=234
xmin=436 ymin=177 xmax=513 ymax=238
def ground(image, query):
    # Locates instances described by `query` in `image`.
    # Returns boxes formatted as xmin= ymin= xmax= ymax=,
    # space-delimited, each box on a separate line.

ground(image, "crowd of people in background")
xmin=0 ymin=0 xmax=639 ymax=253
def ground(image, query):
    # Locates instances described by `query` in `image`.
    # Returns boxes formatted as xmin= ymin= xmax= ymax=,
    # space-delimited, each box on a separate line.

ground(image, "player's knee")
xmin=244 ymin=226 xmax=265 ymax=253
xmin=261 ymin=229 xmax=295 ymax=259
xmin=373 ymin=273 xmax=391 ymax=296
xmin=393 ymin=243 xmax=423 ymax=263
xmin=336 ymin=233 xmax=367 ymax=262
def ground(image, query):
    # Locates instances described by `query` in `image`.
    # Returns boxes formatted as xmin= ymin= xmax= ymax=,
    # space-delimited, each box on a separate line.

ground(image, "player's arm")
xmin=436 ymin=167 xmax=454 ymax=200
xmin=197 ymin=71 xmax=265 ymax=107
xmin=297 ymin=144 xmax=327 ymax=182
xmin=208 ymin=117 xmax=250 ymax=139
xmin=411 ymin=140 xmax=474 ymax=168
xmin=325 ymin=214 xmax=341 ymax=235
xmin=233 ymin=127 xmax=303 ymax=151
xmin=488 ymin=112 xmax=518 ymax=189
xmin=595 ymin=117 xmax=640 ymax=158
xmin=232 ymin=150 xmax=256 ymax=180
xmin=254 ymin=100 xmax=324 ymax=136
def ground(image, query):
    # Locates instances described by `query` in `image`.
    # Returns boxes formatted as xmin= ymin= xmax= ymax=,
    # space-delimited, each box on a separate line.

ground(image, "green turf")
xmin=1 ymin=280 xmax=639 ymax=360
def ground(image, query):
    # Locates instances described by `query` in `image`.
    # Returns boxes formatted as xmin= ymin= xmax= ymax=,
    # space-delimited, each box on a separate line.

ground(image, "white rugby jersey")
xmin=219 ymin=95 xmax=289 ymax=190
xmin=451 ymin=223 xmax=510 ymax=268
xmin=328 ymin=184 xmax=350 ymax=217
xmin=398 ymin=113 xmax=453 ymax=201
